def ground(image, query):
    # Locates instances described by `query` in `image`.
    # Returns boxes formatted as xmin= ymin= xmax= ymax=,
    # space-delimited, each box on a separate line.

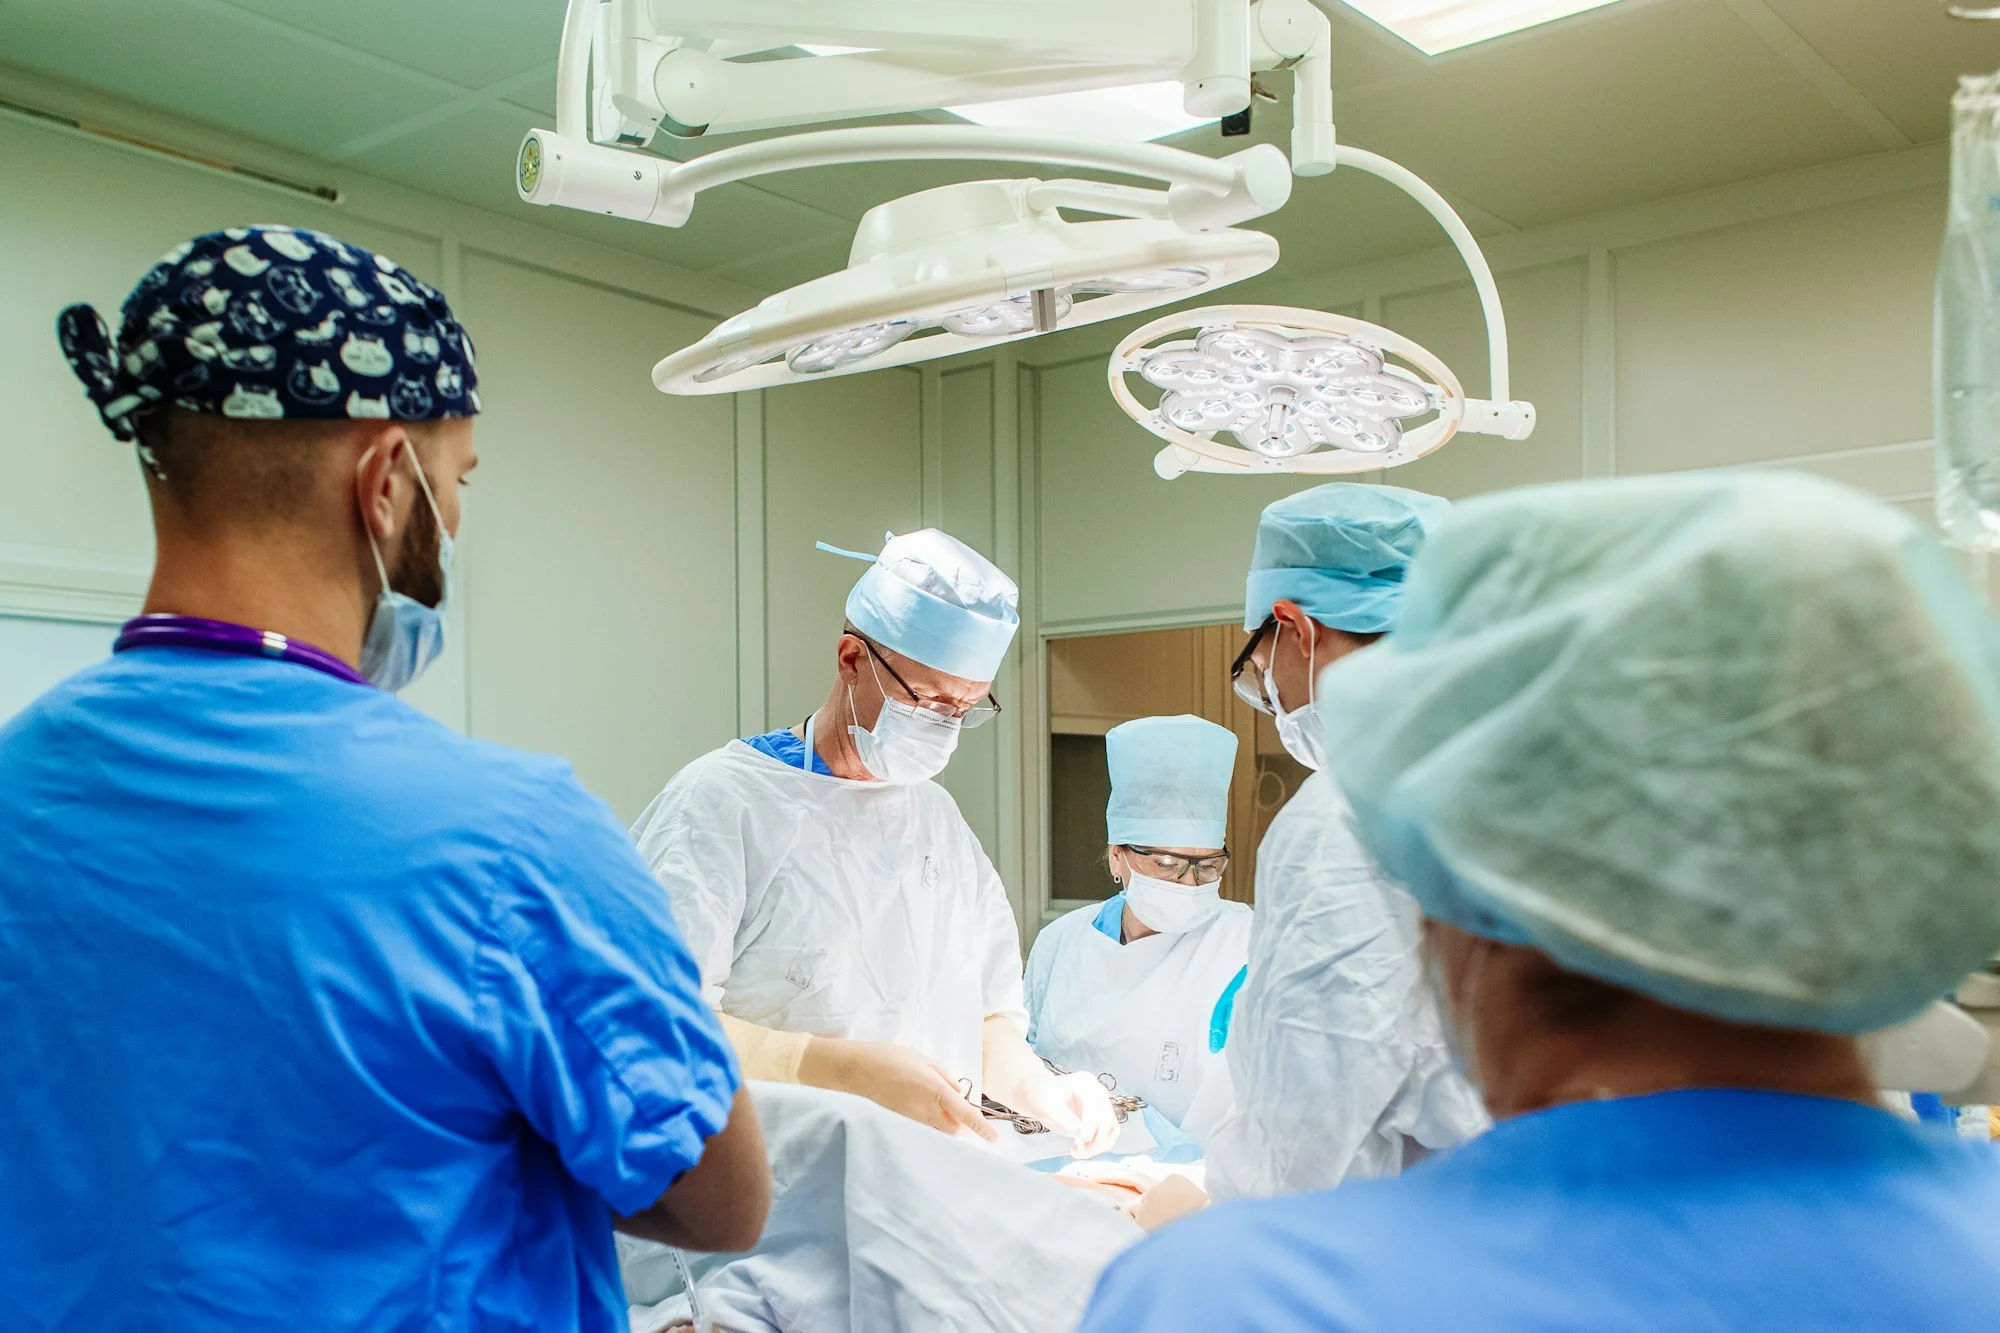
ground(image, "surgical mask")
xmin=848 ymin=658 xmax=961 ymax=783
xmin=1266 ymin=622 xmax=1326 ymax=772
xmin=358 ymin=444 xmax=453 ymax=693
xmin=1124 ymin=870 xmax=1223 ymax=936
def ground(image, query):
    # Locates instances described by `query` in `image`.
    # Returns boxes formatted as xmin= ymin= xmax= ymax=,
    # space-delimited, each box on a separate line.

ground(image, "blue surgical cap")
xmin=56 ymin=227 xmax=478 ymax=464
xmin=1243 ymin=483 xmax=1451 ymax=633
xmin=1105 ymin=715 xmax=1238 ymax=849
xmin=823 ymin=529 xmax=1020 ymax=682
xmin=1320 ymin=471 xmax=2000 ymax=1034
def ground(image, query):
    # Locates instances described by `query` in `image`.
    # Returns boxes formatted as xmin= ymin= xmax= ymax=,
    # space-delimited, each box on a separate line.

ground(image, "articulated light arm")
xmin=520 ymin=123 xmax=1293 ymax=234
xmin=1333 ymin=145 xmax=1534 ymax=438
xmin=557 ymin=0 xmax=597 ymax=140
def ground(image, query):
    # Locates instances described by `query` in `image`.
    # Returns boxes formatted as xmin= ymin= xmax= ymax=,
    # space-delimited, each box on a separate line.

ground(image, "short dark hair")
xmin=133 ymin=406 xmax=434 ymax=523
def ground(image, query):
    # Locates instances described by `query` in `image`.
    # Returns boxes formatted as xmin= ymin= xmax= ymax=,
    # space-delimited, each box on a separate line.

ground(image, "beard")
xmin=388 ymin=485 xmax=446 ymax=609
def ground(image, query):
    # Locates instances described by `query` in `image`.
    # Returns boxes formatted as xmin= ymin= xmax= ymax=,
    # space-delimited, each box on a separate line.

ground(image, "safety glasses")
xmin=1230 ymin=617 xmax=1277 ymax=716
xmin=855 ymin=633 xmax=1002 ymax=728
xmin=1121 ymin=845 xmax=1231 ymax=885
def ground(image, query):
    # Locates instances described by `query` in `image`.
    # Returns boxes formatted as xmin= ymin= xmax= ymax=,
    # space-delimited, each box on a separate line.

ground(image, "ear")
xmin=1106 ymin=845 xmax=1128 ymax=883
xmin=352 ymin=424 xmax=415 ymax=542
xmin=1270 ymin=600 xmax=1323 ymax=655
xmin=834 ymin=632 xmax=866 ymax=681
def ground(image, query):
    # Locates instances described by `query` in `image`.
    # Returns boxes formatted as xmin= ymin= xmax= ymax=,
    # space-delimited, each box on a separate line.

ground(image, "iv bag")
xmin=1937 ymin=71 xmax=2000 ymax=550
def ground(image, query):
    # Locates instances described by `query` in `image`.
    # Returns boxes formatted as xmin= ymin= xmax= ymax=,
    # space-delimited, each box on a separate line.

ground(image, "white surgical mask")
xmin=1124 ymin=871 xmax=1223 ymax=936
xmin=359 ymin=444 xmax=453 ymax=694
xmin=849 ymin=657 xmax=961 ymax=783
xmin=1266 ymin=621 xmax=1326 ymax=772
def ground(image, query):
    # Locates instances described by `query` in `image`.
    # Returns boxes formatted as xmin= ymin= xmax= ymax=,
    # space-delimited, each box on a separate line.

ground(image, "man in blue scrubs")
xmin=1081 ymin=472 xmax=2000 ymax=1329
xmin=0 ymin=227 xmax=769 ymax=1331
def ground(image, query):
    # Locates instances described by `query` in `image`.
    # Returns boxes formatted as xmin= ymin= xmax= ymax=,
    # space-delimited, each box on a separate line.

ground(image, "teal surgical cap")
xmin=1319 ymin=471 xmax=2000 ymax=1034
xmin=820 ymin=529 xmax=1020 ymax=683
xmin=1105 ymin=715 xmax=1238 ymax=849
xmin=1243 ymin=483 xmax=1451 ymax=633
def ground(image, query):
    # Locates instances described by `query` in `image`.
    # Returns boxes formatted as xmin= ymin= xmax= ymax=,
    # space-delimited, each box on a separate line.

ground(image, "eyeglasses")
xmin=1230 ymin=617 xmax=1277 ymax=716
xmin=854 ymin=633 xmax=1002 ymax=728
xmin=1121 ymin=845 xmax=1231 ymax=885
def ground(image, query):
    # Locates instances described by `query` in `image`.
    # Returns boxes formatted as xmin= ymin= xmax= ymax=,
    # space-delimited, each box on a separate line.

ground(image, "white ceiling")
xmin=1 ymin=0 xmax=1995 ymax=295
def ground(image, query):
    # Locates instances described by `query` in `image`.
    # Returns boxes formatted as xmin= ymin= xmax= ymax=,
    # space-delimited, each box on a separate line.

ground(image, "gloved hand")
xmin=799 ymin=1036 xmax=997 ymax=1142
xmin=1017 ymin=1069 xmax=1122 ymax=1159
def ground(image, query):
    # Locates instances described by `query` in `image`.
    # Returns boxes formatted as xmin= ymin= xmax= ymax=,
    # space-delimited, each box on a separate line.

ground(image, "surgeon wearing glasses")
xmin=1025 ymin=715 xmax=1253 ymax=1130
xmin=633 ymin=530 xmax=1120 ymax=1159
xmin=1198 ymin=483 xmax=1488 ymax=1202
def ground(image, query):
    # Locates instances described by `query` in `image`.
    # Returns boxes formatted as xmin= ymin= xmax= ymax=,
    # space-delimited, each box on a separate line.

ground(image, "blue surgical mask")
xmin=359 ymin=445 xmax=453 ymax=693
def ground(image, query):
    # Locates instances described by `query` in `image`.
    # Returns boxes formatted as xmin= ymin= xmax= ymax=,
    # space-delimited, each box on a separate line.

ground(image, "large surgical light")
xmin=519 ymin=0 xmax=1333 ymax=387
xmin=653 ymin=172 xmax=1280 ymax=393
xmin=1110 ymin=145 xmax=1535 ymax=479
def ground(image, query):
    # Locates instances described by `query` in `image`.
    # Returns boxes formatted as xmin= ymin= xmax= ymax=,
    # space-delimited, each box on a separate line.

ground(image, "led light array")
xmin=1137 ymin=326 xmax=1435 ymax=458
xmin=700 ymin=267 xmax=1210 ymax=382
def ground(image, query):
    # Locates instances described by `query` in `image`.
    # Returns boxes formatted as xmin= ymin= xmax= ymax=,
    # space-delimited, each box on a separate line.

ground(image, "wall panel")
xmin=1613 ymin=187 xmax=1940 ymax=475
xmin=1384 ymin=260 xmax=1589 ymax=499
xmin=458 ymin=253 xmax=737 ymax=821
xmin=761 ymin=369 xmax=923 ymax=727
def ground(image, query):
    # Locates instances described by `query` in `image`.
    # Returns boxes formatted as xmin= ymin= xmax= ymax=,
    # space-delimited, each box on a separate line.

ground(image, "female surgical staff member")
xmin=1081 ymin=472 xmax=2000 ymax=1331
xmin=1025 ymin=715 xmax=1252 ymax=1127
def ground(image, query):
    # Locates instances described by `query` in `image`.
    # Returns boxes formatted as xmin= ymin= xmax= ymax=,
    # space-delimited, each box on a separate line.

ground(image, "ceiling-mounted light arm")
xmin=1252 ymin=0 xmax=1334 ymax=176
xmin=1333 ymin=145 xmax=1532 ymax=437
xmin=557 ymin=0 xmax=599 ymax=140
xmin=652 ymin=125 xmax=1293 ymax=230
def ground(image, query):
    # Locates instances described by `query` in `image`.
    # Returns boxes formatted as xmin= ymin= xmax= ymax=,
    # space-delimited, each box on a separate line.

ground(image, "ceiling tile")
xmin=1 ymin=0 xmax=450 ymax=154
xmin=1329 ymin=0 xmax=1882 ymax=227
xmin=207 ymin=0 xmax=560 ymax=91
xmin=1758 ymin=0 xmax=2000 ymax=144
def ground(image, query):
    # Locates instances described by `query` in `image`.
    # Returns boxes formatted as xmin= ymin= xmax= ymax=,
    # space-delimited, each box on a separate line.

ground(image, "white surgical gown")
xmin=1202 ymin=772 xmax=1487 ymax=1200
xmin=632 ymin=740 xmax=1028 ymax=1093
xmin=1025 ymin=900 xmax=1252 ymax=1126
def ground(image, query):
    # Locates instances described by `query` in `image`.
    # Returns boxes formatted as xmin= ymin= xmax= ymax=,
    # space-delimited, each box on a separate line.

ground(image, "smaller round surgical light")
xmin=786 ymin=319 xmax=920 ymax=374
xmin=1136 ymin=323 xmax=1433 ymax=460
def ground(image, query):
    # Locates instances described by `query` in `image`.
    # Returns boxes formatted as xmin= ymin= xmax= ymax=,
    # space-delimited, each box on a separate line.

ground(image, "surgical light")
xmin=1114 ymin=306 xmax=1470 ymax=477
xmin=1109 ymin=143 xmax=1536 ymax=479
xmin=1340 ymin=0 xmax=1631 ymax=56
xmin=657 ymin=175 xmax=1278 ymax=392
xmin=1141 ymin=327 xmax=1435 ymax=458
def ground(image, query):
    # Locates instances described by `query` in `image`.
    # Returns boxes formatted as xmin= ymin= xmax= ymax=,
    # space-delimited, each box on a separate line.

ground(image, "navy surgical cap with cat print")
xmin=57 ymin=225 xmax=479 ymax=472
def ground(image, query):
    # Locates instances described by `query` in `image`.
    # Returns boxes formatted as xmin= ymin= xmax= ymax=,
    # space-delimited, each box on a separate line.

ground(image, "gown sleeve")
xmin=631 ymin=755 xmax=753 ymax=1007
xmin=1203 ymin=776 xmax=1484 ymax=1200
xmin=480 ymin=769 xmax=742 ymax=1216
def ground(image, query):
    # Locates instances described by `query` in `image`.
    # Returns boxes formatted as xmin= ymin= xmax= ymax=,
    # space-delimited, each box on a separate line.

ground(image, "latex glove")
xmin=1018 ymin=1070 xmax=1121 ymax=1159
xmin=799 ymin=1036 xmax=997 ymax=1142
xmin=1128 ymin=1174 xmax=1211 ymax=1232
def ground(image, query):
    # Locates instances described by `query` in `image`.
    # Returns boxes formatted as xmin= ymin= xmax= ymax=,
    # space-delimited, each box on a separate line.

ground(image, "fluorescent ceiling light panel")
xmin=949 ymin=81 xmax=1217 ymax=143
xmin=1339 ymin=0 xmax=1629 ymax=55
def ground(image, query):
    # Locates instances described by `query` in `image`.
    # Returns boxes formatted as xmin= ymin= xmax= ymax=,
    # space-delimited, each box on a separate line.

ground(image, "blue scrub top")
xmin=742 ymin=724 xmax=832 ymax=775
xmin=0 ymin=648 xmax=741 ymax=1332
xmin=1082 ymin=1088 xmax=2000 ymax=1332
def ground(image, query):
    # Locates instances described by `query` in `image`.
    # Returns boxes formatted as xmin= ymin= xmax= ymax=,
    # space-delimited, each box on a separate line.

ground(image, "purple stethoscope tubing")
xmin=114 ymin=614 xmax=372 ymax=688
